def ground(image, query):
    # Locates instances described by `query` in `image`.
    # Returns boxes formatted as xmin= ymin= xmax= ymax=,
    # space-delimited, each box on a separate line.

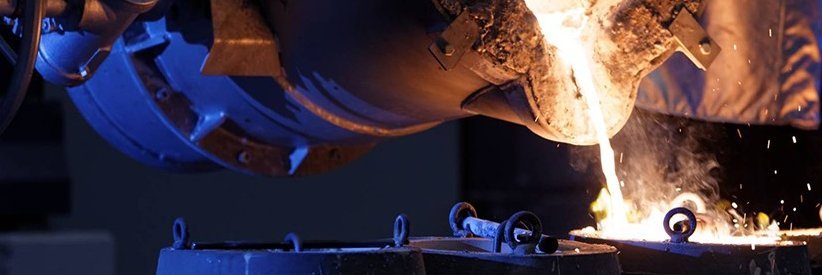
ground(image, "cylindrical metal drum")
xmin=570 ymin=233 xmax=810 ymax=275
xmin=66 ymin=0 xmax=704 ymax=176
xmin=410 ymin=237 xmax=620 ymax=275
xmin=157 ymin=245 xmax=425 ymax=275
xmin=569 ymin=208 xmax=812 ymax=274
xmin=155 ymin=217 xmax=426 ymax=275
xmin=411 ymin=202 xmax=621 ymax=274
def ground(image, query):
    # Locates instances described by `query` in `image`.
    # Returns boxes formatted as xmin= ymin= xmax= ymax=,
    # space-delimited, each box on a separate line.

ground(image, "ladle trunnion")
xmin=24 ymin=0 xmax=718 ymax=176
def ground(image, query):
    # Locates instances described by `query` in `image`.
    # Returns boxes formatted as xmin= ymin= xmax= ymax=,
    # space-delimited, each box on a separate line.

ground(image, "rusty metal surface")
xmin=201 ymin=0 xmax=282 ymax=77
xmin=571 ymin=234 xmax=811 ymax=275
xmin=669 ymin=9 xmax=721 ymax=70
xmin=428 ymin=11 xmax=479 ymax=71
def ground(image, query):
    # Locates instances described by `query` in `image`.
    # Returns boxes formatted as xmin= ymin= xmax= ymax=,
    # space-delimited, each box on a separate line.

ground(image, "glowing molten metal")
xmin=523 ymin=0 xmax=783 ymax=245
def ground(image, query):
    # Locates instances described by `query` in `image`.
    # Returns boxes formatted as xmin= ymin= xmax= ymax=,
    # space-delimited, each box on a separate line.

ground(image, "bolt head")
xmin=237 ymin=151 xmax=251 ymax=164
xmin=699 ymin=41 xmax=712 ymax=55
xmin=442 ymin=43 xmax=456 ymax=57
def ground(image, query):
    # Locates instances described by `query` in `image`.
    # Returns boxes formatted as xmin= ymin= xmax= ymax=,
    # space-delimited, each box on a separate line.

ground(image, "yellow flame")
xmin=524 ymin=0 xmax=782 ymax=245
xmin=525 ymin=2 xmax=628 ymax=229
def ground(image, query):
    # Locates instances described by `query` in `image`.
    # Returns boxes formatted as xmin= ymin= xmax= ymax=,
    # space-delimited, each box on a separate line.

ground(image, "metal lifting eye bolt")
xmin=663 ymin=207 xmax=697 ymax=243
xmin=448 ymin=202 xmax=558 ymax=254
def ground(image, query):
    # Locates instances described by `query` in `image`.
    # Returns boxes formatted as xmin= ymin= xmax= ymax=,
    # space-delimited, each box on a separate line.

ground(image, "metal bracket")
xmin=428 ymin=11 xmax=479 ymax=71
xmin=669 ymin=8 xmax=720 ymax=71
xmin=201 ymin=0 xmax=283 ymax=77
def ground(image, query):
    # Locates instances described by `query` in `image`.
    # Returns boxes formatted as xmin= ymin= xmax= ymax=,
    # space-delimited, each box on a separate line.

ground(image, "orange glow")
xmin=524 ymin=0 xmax=781 ymax=245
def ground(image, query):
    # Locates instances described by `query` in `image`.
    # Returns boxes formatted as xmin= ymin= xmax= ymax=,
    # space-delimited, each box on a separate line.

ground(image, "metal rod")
xmin=462 ymin=217 xmax=533 ymax=240
xmin=461 ymin=216 xmax=558 ymax=253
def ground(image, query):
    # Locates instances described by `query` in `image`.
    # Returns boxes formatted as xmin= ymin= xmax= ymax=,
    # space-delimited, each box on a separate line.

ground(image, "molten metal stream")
xmin=524 ymin=1 xmax=628 ymax=229
xmin=524 ymin=0 xmax=784 ymax=245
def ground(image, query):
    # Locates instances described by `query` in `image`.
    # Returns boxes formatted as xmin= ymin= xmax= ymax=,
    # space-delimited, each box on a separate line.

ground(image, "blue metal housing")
xmin=65 ymin=0 xmax=543 ymax=176
xmin=156 ymin=217 xmax=425 ymax=275
xmin=68 ymin=17 xmax=376 ymax=175
xmin=156 ymin=246 xmax=426 ymax=275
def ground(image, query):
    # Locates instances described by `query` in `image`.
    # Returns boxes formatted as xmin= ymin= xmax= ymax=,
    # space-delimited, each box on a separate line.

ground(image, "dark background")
xmin=2 ymin=84 xmax=820 ymax=275
xmin=35 ymin=86 xmax=461 ymax=275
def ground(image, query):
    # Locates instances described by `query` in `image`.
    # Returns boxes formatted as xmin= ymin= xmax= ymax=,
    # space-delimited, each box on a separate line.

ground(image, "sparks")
xmin=525 ymin=0 xmax=783 ymax=246
xmin=792 ymin=136 xmax=797 ymax=144
xmin=525 ymin=1 xmax=627 ymax=228
xmin=731 ymin=202 xmax=738 ymax=209
xmin=808 ymin=183 xmax=812 ymax=191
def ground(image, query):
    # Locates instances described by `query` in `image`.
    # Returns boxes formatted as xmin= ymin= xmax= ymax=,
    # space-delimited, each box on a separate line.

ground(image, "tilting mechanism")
xmin=0 ymin=0 xmax=166 ymax=135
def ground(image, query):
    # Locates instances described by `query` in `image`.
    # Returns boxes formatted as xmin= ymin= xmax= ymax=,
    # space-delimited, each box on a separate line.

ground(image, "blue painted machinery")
xmin=156 ymin=216 xmax=427 ymax=275
xmin=157 ymin=204 xmax=622 ymax=275
xmin=0 ymin=0 xmax=715 ymax=176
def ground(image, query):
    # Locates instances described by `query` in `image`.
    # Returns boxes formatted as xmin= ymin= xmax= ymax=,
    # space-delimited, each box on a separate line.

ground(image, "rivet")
xmin=237 ymin=151 xmax=251 ymax=164
xmin=699 ymin=40 xmax=712 ymax=55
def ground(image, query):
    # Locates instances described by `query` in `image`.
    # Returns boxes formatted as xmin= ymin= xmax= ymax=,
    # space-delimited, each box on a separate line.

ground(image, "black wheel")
xmin=0 ymin=0 xmax=45 ymax=135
